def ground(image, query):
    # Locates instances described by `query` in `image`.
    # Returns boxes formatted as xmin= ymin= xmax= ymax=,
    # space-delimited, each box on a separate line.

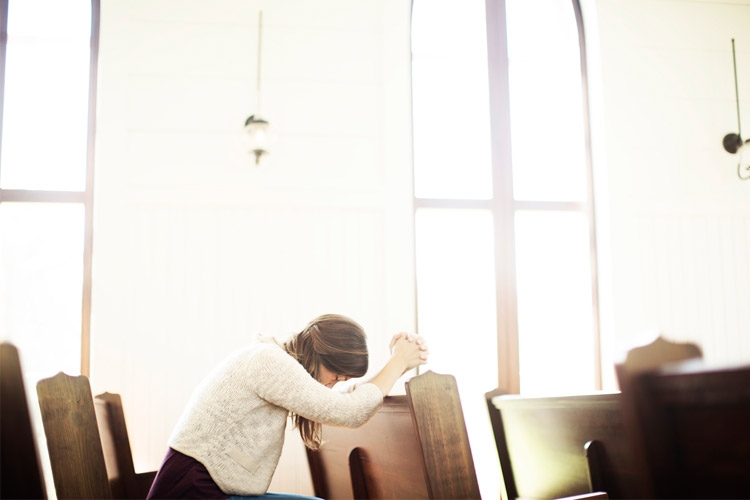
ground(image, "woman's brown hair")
xmin=283 ymin=313 xmax=369 ymax=449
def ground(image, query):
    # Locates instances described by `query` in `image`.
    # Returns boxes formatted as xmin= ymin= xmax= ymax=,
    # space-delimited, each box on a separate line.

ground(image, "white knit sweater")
xmin=168 ymin=339 xmax=383 ymax=496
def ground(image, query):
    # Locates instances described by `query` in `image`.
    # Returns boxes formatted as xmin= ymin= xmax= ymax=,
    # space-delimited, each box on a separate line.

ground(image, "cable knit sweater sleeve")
xmin=247 ymin=344 xmax=383 ymax=427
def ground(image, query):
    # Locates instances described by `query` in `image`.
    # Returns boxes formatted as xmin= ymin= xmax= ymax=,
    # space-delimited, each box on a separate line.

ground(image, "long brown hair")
xmin=283 ymin=313 xmax=369 ymax=449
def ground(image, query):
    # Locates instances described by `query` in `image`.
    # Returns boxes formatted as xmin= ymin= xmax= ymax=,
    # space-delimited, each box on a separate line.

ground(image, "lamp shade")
xmin=245 ymin=114 xmax=269 ymax=165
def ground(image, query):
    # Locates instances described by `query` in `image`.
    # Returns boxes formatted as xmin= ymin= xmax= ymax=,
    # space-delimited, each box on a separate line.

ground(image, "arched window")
xmin=411 ymin=0 xmax=598 ymax=495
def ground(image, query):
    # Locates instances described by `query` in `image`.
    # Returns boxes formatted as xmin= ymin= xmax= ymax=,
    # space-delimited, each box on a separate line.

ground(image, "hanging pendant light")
xmin=722 ymin=38 xmax=750 ymax=180
xmin=245 ymin=114 xmax=269 ymax=165
xmin=245 ymin=11 xmax=269 ymax=165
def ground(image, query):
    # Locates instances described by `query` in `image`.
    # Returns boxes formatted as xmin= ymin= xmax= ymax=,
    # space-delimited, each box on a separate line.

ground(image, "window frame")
xmin=0 ymin=0 xmax=100 ymax=376
xmin=486 ymin=0 xmax=601 ymax=393
xmin=412 ymin=0 xmax=601 ymax=394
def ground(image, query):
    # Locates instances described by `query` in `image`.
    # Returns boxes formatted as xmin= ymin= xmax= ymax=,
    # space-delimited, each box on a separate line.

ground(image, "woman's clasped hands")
xmin=389 ymin=331 xmax=429 ymax=373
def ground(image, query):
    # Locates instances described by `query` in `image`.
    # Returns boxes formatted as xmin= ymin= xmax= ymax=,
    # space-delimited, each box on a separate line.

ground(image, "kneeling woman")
xmin=147 ymin=313 xmax=429 ymax=500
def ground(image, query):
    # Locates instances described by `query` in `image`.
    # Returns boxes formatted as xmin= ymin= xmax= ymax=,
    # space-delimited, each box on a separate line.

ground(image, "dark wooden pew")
xmin=485 ymin=389 xmax=640 ymax=499
xmin=306 ymin=370 xmax=481 ymax=500
xmin=94 ymin=392 xmax=157 ymax=499
xmin=0 ymin=342 xmax=47 ymax=499
xmin=617 ymin=359 xmax=750 ymax=498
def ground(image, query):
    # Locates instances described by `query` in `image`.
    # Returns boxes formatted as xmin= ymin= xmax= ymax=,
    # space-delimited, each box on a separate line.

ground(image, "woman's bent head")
xmin=284 ymin=313 xmax=369 ymax=448
xmin=286 ymin=313 xmax=369 ymax=382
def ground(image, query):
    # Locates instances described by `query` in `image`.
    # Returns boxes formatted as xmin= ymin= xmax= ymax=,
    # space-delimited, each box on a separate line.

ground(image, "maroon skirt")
xmin=146 ymin=448 xmax=229 ymax=499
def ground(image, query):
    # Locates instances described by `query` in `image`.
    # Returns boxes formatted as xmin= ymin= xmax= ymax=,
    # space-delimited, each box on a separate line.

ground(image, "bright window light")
xmin=506 ymin=0 xmax=588 ymax=202
xmin=515 ymin=210 xmax=596 ymax=395
xmin=411 ymin=0 xmax=493 ymax=200
xmin=0 ymin=0 xmax=91 ymax=191
xmin=0 ymin=203 xmax=85 ymax=379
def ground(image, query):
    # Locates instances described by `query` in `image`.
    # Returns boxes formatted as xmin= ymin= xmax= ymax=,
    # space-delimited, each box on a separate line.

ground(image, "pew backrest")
xmin=307 ymin=370 xmax=479 ymax=500
xmin=307 ymin=395 xmax=429 ymax=500
xmin=405 ymin=370 xmax=481 ymax=500
xmin=614 ymin=335 xmax=702 ymax=381
xmin=614 ymin=334 xmax=704 ymax=498
xmin=37 ymin=372 xmax=113 ymax=499
xmin=486 ymin=390 xmax=639 ymax=499
xmin=94 ymin=392 xmax=157 ymax=499
xmin=620 ymin=361 xmax=750 ymax=498
xmin=0 ymin=342 xmax=47 ymax=499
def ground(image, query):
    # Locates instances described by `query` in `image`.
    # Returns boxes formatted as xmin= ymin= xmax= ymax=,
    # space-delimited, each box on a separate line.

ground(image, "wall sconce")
xmin=244 ymin=11 xmax=269 ymax=166
xmin=722 ymin=38 xmax=750 ymax=180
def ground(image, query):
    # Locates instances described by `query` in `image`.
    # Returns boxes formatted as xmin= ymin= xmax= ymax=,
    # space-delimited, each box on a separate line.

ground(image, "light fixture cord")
xmin=732 ymin=38 xmax=741 ymax=138
xmin=730 ymin=38 xmax=750 ymax=181
xmin=257 ymin=11 xmax=263 ymax=116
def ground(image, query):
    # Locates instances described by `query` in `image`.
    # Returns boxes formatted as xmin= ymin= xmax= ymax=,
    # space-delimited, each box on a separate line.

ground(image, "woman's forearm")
xmin=369 ymin=356 xmax=411 ymax=396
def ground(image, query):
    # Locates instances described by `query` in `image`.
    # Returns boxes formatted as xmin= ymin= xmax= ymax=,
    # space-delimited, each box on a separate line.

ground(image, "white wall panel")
xmin=619 ymin=213 xmax=750 ymax=364
xmin=590 ymin=0 xmax=750 ymax=375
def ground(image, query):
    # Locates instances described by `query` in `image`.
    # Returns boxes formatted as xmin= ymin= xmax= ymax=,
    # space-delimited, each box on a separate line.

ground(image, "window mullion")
xmin=486 ymin=0 xmax=520 ymax=394
xmin=414 ymin=198 xmax=493 ymax=210
xmin=0 ymin=189 xmax=87 ymax=203
xmin=513 ymin=200 xmax=589 ymax=212
xmin=572 ymin=0 xmax=602 ymax=390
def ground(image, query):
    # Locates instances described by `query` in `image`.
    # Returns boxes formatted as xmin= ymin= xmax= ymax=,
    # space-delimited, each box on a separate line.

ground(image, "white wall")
xmin=586 ymin=0 xmax=750 ymax=388
xmin=90 ymin=0 xmax=414 ymax=494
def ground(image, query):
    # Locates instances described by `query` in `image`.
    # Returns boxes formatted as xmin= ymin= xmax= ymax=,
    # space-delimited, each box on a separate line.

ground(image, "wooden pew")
xmin=37 ymin=372 xmax=113 ymax=499
xmin=613 ymin=334 xmax=703 ymax=498
xmin=614 ymin=335 xmax=702 ymax=380
xmin=94 ymin=392 xmax=157 ymax=499
xmin=405 ymin=370 xmax=481 ymax=500
xmin=485 ymin=389 xmax=640 ymax=499
xmin=308 ymin=395 xmax=429 ymax=499
xmin=616 ymin=359 xmax=750 ymax=498
xmin=0 ymin=342 xmax=47 ymax=499
xmin=306 ymin=370 xmax=480 ymax=500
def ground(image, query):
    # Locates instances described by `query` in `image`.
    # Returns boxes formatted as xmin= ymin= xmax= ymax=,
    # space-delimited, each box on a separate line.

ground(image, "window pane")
xmin=515 ymin=210 xmax=595 ymax=395
xmin=411 ymin=0 xmax=493 ymax=200
xmin=0 ymin=203 xmax=84 ymax=380
xmin=0 ymin=0 xmax=91 ymax=191
xmin=506 ymin=0 xmax=587 ymax=202
xmin=414 ymin=208 xmax=499 ymax=500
